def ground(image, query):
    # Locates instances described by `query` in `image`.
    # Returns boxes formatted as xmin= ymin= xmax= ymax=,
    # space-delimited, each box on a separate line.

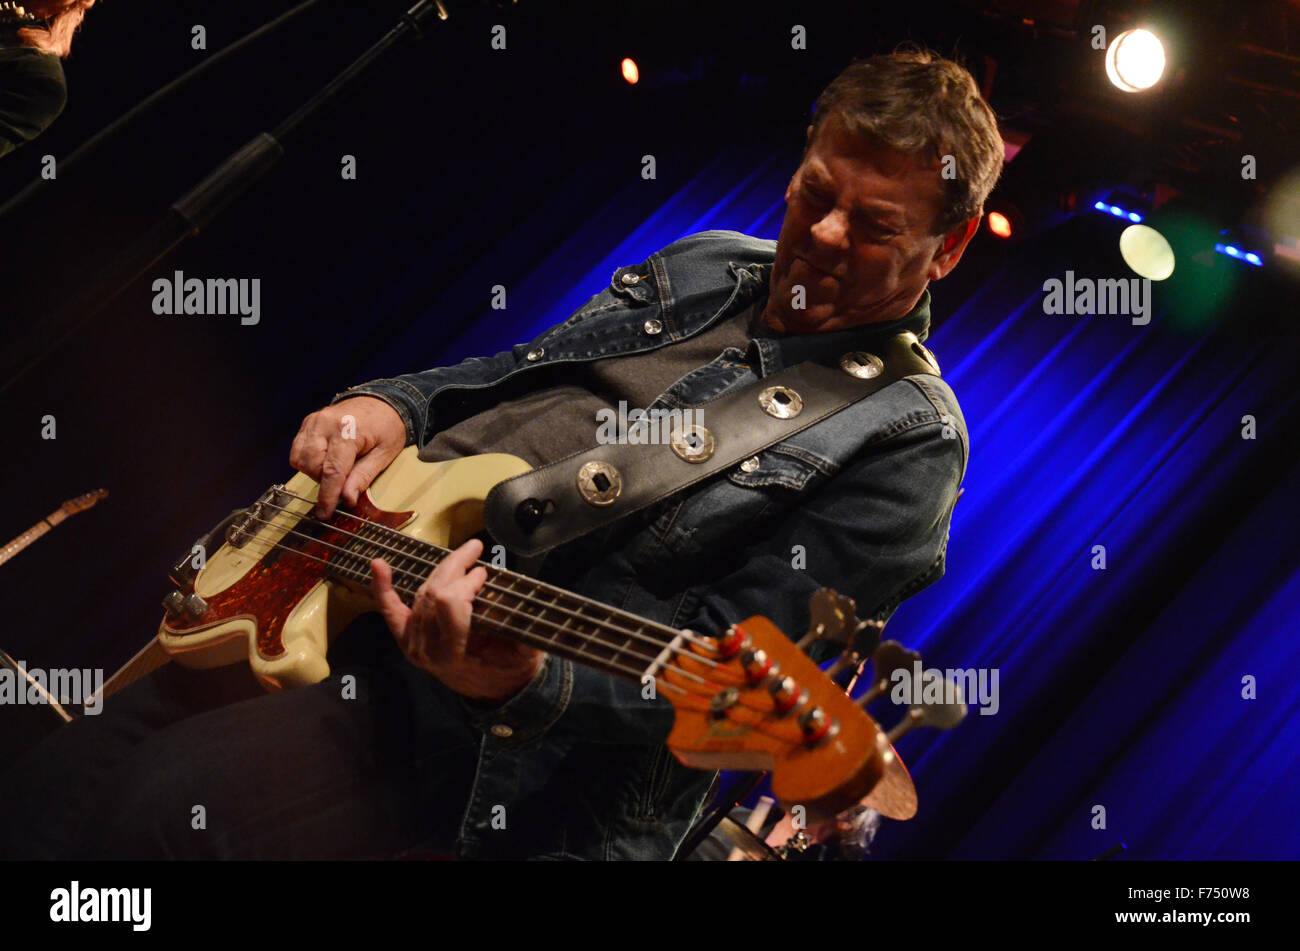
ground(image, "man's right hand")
xmin=289 ymin=396 xmax=409 ymax=518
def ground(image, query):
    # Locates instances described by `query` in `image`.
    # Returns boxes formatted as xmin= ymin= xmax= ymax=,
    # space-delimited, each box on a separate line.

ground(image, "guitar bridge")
xmin=225 ymin=504 xmax=260 ymax=549
xmin=224 ymin=484 xmax=296 ymax=551
xmin=170 ymin=486 xmax=293 ymax=587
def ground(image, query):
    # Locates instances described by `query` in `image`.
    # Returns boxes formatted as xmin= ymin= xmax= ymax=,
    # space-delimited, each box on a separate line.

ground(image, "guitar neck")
xmin=321 ymin=531 xmax=682 ymax=685
xmin=0 ymin=512 xmax=59 ymax=568
xmin=0 ymin=492 xmax=105 ymax=568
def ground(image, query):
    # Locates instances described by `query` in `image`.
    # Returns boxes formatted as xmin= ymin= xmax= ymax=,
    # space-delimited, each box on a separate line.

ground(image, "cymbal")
xmin=862 ymin=738 xmax=917 ymax=820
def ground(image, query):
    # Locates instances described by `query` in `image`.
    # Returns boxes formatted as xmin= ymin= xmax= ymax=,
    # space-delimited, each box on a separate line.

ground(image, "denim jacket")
xmin=331 ymin=230 xmax=968 ymax=860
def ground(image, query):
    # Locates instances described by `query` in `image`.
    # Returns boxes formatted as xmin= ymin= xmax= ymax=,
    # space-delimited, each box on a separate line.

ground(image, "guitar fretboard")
xmin=0 ymin=516 xmax=53 ymax=568
xmin=301 ymin=519 xmax=684 ymax=684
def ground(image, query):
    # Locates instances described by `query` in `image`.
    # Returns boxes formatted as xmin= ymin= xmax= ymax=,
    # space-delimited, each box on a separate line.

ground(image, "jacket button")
xmin=644 ymin=319 xmax=663 ymax=335
xmin=526 ymin=347 xmax=544 ymax=361
xmin=621 ymin=272 xmax=640 ymax=285
xmin=490 ymin=723 xmax=514 ymax=738
xmin=740 ymin=456 xmax=760 ymax=472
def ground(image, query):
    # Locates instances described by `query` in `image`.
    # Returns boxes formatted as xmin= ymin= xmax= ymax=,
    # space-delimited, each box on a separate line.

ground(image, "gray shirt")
xmin=420 ymin=298 xmax=774 ymax=466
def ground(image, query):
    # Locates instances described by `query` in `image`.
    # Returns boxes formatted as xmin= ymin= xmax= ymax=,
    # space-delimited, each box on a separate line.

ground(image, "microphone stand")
xmin=172 ymin=0 xmax=452 ymax=237
xmin=1 ymin=0 xmax=467 ymax=397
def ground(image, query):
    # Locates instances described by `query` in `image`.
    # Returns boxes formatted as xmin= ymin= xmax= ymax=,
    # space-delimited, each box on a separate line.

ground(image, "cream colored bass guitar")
xmin=105 ymin=448 xmax=962 ymax=822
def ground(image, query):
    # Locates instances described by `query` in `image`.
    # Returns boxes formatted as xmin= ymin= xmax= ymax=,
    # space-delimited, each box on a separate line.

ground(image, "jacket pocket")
xmin=608 ymin=262 xmax=657 ymax=305
xmin=649 ymin=447 xmax=832 ymax=559
xmin=725 ymin=442 xmax=838 ymax=491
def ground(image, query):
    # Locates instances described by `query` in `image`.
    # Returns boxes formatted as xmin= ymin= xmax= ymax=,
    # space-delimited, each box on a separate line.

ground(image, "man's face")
xmin=763 ymin=116 xmax=977 ymax=334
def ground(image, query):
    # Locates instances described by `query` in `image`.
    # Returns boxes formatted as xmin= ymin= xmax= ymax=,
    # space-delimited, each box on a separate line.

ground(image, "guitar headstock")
xmin=660 ymin=612 xmax=890 ymax=823
xmin=59 ymin=489 xmax=108 ymax=517
xmin=659 ymin=589 xmax=968 ymax=824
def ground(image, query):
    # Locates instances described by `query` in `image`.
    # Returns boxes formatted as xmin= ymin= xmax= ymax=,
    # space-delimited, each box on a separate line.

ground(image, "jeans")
xmin=0 ymin=617 xmax=481 ymax=860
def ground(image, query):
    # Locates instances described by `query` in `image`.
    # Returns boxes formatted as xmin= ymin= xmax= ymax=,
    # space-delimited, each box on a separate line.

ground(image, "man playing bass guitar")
xmin=0 ymin=49 xmax=999 ymax=860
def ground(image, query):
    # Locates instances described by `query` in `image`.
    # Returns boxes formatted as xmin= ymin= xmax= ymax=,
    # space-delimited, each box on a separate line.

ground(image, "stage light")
xmin=1259 ymin=165 xmax=1300 ymax=278
xmin=1094 ymin=199 xmax=1144 ymax=223
xmin=1214 ymin=243 xmax=1264 ymax=267
xmin=621 ymin=57 xmax=639 ymax=85
xmin=1119 ymin=224 xmax=1175 ymax=281
xmin=988 ymin=211 xmax=1013 ymax=238
xmin=1137 ymin=199 xmax=1242 ymax=330
xmin=1105 ymin=29 xmax=1166 ymax=93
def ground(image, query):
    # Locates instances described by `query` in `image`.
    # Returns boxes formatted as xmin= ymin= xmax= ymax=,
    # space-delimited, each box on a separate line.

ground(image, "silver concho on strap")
xmin=758 ymin=385 xmax=803 ymax=419
xmin=670 ymin=424 xmax=715 ymax=463
xmin=840 ymin=351 xmax=884 ymax=379
xmin=577 ymin=460 xmax=622 ymax=505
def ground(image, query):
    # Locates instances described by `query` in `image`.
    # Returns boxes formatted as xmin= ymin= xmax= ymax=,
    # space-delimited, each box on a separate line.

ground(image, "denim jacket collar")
xmin=727 ymin=260 xmax=933 ymax=376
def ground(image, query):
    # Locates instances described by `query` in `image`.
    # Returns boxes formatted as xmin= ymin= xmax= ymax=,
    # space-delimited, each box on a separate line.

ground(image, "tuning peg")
xmin=829 ymin=616 xmax=889 ymax=689
xmin=798 ymin=706 xmax=839 ymax=746
xmin=739 ymin=648 xmax=778 ymax=685
xmin=873 ymin=640 xmax=921 ymax=685
xmin=855 ymin=640 xmax=921 ymax=706
xmin=885 ymin=671 xmax=969 ymax=744
xmin=767 ymin=675 xmax=808 ymax=715
xmin=823 ymin=652 xmax=859 ymax=682
xmin=795 ymin=588 xmax=858 ymax=651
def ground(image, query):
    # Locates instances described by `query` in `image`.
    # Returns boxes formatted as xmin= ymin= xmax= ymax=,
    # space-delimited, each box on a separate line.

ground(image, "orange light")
xmin=988 ymin=211 xmax=1012 ymax=238
xmin=621 ymin=58 xmax=639 ymax=85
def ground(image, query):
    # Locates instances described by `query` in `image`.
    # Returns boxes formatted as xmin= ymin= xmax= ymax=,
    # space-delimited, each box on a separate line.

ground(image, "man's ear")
xmin=928 ymin=216 xmax=981 ymax=281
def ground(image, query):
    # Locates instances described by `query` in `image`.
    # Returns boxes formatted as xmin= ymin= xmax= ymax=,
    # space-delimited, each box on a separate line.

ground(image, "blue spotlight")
xmin=1094 ymin=200 xmax=1143 ymax=223
xmin=1214 ymin=243 xmax=1264 ymax=266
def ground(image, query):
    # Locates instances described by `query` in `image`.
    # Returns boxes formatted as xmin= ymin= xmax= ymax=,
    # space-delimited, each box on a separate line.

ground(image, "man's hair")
xmin=18 ymin=0 xmax=97 ymax=59
xmin=807 ymin=46 xmax=1005 ymax=237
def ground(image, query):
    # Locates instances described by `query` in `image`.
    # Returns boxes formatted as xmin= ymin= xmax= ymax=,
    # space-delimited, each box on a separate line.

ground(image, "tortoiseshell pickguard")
xmin=161 ymin=495 xmax=414 ymax=658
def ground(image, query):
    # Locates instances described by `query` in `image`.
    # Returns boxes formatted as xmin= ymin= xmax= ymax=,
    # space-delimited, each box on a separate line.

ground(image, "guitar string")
xmin=253 ymin=497 xmax=819 ymax=727
xmin=265 ymin=490 xmax=726 ymax=661
xmin=229 ymin=529 xmax=686 ymax=691
xmin=216 ymin=533 xmax=812 ymax=741
xmin=226 ymin=513 xmax=807 ymax=728
xmin=250 ymin=497 xmax=725 ymax=669
xmin=232 ymin=510 xmax=722 ymax=688
xmin=244 ymin=506 xmax=704 ymax=678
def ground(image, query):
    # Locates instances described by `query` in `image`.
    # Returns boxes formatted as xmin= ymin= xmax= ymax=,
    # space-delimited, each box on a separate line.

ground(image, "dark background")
xmin=1 ymin=0 xmax=1297 ymax=859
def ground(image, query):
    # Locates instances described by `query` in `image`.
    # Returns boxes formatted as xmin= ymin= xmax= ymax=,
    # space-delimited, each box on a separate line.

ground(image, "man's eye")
xmin=803 ymin=186 xmax=832 ymax=205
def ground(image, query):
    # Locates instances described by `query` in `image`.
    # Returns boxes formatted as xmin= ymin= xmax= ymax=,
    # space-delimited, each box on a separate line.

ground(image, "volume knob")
xmin=162 ymin=590 xmax=185 ymax=615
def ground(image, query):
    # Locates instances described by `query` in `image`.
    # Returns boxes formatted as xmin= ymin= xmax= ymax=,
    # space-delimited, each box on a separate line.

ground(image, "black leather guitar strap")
xmin=483 ymin=331 xmax=941 ymax=557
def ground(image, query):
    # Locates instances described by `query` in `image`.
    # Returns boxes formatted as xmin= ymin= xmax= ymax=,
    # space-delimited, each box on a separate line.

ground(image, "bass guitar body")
xmin=159 ymin=448 xmax=531 ymax=691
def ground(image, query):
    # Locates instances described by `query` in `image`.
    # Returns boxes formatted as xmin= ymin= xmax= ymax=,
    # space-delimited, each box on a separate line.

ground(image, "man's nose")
xmin=810 ymin=208 xmax=851 ymax=249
